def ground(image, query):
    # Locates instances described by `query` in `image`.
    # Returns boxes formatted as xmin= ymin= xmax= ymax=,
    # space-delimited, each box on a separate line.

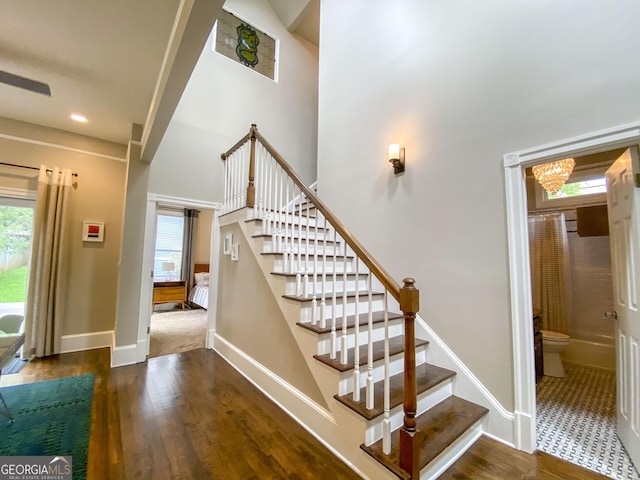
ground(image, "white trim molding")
xmin=213 ymin=334 xmax=368 ymax=479
xmin=0 ymin=132 xmax=126 ymax=162
xmin=503 ymin=121 xmax=640 ymax=452
xmin=0 ymin=187 xmax=37 ymax=201
xmin=61 ymin=330 xmax=114 ymax=354
xmin=111 ymin=343 xmax=138 ymax=368
xmin=415 ymin=315 xmax=516 ymax=446
xmin=136 ymin=192 xmax=223 ymax=362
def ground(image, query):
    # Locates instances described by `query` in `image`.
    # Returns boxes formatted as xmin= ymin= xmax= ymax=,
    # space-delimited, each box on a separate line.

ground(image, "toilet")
xmin=541 ymin=330 xmax=570 ymax=377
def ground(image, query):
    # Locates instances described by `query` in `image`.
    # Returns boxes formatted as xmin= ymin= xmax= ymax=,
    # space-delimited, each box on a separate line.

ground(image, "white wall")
xmin=148 ymin=0 xmax=319 ymax=202
xmin=317 ymin=0 xmax=640 ymax=410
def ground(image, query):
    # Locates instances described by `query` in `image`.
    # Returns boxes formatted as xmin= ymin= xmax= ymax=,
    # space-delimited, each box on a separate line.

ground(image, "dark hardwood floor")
xmin=0 ymin=348 xmax=610 ymax=479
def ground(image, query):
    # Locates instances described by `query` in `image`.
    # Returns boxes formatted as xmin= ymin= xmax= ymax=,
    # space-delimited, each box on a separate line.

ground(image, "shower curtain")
xmin=528 ymin=213 xmax=572 ymax=334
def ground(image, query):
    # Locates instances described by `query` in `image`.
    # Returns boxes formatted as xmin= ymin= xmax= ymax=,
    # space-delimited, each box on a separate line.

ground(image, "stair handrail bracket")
xmin=221 ymin=125 xmax=422 ymax=478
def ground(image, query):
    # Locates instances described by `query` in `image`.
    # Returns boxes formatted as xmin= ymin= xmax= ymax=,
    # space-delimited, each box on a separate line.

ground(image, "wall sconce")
xmin=388 ymin=144 xmax=405 ymax=174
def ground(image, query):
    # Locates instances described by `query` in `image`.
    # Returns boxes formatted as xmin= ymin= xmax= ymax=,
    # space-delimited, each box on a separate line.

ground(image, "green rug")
xmin=0 ymin=374 xmax=94 ymax=480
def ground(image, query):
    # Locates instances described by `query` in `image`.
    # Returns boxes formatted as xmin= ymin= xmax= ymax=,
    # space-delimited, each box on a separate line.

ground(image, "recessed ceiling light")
xmin=70 ymin=113 xmax=88 ymax=123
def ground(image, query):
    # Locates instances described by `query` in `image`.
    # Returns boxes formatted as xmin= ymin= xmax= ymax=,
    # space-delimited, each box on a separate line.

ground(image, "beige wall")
xmin=194 ymin=209 xmax=213 ymax=264
xmin=149 ymin=0 xmax=319 ymax=203
xmin=317 ymin=0 xmax=640 ymax=410
xmin=217 ymin=222 xmax=327 ymax=408
xmin=0 ymin=119 xmax=127 ymax=336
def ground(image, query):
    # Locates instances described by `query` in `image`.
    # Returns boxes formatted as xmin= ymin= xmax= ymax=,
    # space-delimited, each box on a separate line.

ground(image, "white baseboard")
xmin=415 ymin=315 xmax=515 ymax=446
xmin=213 ymin=334 xmax=369 ymax=480
xmin=61 ymin=330 xmax=114 ymax=354
xmin=111 ymin=343 xmax=138 ymax=367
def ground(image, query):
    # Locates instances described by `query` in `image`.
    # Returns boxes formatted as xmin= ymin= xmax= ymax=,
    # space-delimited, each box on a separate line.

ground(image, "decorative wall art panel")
xmin=214 ymin=9 xmax=277 ymax=80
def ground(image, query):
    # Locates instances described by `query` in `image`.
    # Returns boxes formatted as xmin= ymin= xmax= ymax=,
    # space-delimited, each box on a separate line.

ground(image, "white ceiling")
xmin=0 ymin=0 xmax=184 ymax=145
xmin=0 ymin=0 xmax=318 ymax=150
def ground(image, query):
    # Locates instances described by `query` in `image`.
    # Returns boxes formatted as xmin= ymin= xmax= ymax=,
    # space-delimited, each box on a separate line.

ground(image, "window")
xmin=154 ymin=212 xmax=184 ymax=281
xmin=0 ymin=197 xmax=34 ymax=315
xmin=547 ymin=177 xmax=607 ymax=200
xmin=534 ymin=165 xmax=609 ymax=210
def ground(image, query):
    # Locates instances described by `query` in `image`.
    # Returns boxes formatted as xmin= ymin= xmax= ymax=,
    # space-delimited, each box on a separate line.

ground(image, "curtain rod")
xmin=0 ymin=162 xmax=79 ymax=178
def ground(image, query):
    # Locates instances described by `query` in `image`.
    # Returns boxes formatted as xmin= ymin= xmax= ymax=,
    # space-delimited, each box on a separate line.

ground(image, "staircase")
xmin=218 ymin=125 xmax=489 ymax=479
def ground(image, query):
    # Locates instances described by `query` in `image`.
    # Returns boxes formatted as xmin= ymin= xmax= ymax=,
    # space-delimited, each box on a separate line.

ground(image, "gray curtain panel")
xmin=181 ymin=208 xmax=198 ymax=291
xmin=23 ymin=166 xmax=72 ymax=358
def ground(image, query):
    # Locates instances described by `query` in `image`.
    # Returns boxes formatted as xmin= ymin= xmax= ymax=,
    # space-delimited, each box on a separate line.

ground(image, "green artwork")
xmin=236 ymin=23 xmax=259 ymax=67
xmin=215 ymin=9 xmax=276 ymax=80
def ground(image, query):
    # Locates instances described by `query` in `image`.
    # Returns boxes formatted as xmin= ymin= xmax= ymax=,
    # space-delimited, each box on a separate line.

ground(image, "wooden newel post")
xmin=399 ymin=277 xmax=421 ymax=478
xmin=247 ymin=124 xmax=257 ymax=208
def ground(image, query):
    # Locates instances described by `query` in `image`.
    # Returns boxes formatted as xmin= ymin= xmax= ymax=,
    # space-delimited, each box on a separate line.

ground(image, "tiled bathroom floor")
xmin=537 ymin=364 xmax=639 ymax=480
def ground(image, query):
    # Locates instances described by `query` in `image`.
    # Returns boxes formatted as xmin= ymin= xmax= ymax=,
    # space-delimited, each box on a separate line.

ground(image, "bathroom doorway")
xmin=524 ymin=149 xmax=638 ymax=480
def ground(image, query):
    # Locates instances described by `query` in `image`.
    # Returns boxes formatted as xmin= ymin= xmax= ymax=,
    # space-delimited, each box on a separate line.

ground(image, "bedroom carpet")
xmin=149 ymin=309 xmax=207 ymax=358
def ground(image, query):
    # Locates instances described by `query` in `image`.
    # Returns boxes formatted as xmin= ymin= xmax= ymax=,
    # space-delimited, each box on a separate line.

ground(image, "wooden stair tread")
xmin=296 ymin=310 xmax=403 ymax=334
xmin=283 ymin=290 xmax=384 ymax=303
xmin=273 ymin=271 xmax=366 ymax=279
xmin=261 ymin=252 xmax=353 ymax=259
xmin=253 ymin=234 xmax=340 ymax=245
xmin=334 ymin=363 xmax=456 ymax=420
xmin=361 ymin=396 xmax=489 ymax=479
xmin=245 ymin=218 xmax=327 ymax=230
xmin=313 ymin=336 xmax=428 ymax=372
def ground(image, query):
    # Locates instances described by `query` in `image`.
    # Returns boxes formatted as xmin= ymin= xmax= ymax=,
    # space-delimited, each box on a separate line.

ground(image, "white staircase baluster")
xmin=241 ymin=146 xmax=246 ymax=207
xmin=223 ymin=153 xmax=228 ymax=212
xmin=259 ymin=146 xmax=265 ymax=221
xmin=340 ymin=245 xmax=348 ymax=365
xmin=230 ymin=152 xmax=236 ymax=211
xmin=303 ymin=196 xmax=310 ymax=297
xmin=267 ymin=153 xmax=274 ymax=235
xmin=311 ymin=200 xmax=318 ymax=324
xmin=366 ymin=273 xmax=375 ymax=409
xmin=320 ymin=213 xmax=327 ymax=329
xmin=278 ymin=165 xmax=284 ymax=252
xmin=330 ymin=231 xmax=338 ymax=359
xmin=353 ymin=260 xmax=360 ymax=401
xmin=382 ymin=290 xmax=391 ymax=455
xmin=296 ymin=187 xmax=303 ymax=296
xmin=283 ymin=177 xmax=290 ymax=271
xmin=273 ymin=163 xmax=279 ymax=251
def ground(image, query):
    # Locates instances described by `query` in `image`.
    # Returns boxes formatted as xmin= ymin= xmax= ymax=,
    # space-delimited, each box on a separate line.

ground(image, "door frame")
xmin=502 ymin=121 xmax=640 ymax=452
xmin=137 ymin=192 xmax=222 ymax=361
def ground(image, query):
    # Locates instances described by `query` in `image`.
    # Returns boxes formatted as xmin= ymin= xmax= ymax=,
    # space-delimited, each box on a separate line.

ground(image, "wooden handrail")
xmin=220 ymin=129 xmax=253 ymax=160
xmin=250 ymin=126 xmax=402 ymax=301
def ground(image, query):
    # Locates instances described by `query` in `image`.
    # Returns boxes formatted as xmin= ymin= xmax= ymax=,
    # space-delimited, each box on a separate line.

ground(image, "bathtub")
xmin=563 ymin=338 xmax=615 ymax=371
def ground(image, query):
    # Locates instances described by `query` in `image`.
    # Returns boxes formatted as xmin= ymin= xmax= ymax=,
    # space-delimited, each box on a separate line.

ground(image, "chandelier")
xmin=532 ymin=158 xmax=575 ymax=195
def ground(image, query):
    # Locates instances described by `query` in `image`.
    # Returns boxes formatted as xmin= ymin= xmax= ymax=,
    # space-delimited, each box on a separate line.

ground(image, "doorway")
xmin=148 ymin=204 xmax=214 ymax=358
xmin=525 ymin=152 xmax=638 ymax=480
xmin=503 ymin=123 xmax=640 ymax=472
xmin=137 ymin=193 xmax=222 ymax=358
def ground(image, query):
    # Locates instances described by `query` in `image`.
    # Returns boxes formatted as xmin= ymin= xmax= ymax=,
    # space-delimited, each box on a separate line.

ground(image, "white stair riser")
xmin=253 ymin=213 xmax=323 ymax=230
xmin=337 ymin=347 xmax=427 ymax=396
xmin=283 ymin=276 xmax=369 ymax=296
xmin=364 ymin=379 xmax=454 ymax=446
xmin=260 ymin=238 xmax=341 ymax=256
xmin=316 ymin=322 xmax=405 ymax=355
xmin=271 ymin=256 xmax=356 ymax=274
xmin=298 ymin=297 xmax=385 ymax=323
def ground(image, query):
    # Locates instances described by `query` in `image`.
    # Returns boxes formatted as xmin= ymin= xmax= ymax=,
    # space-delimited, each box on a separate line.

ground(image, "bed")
xmin=188 ymin=263 xmax=210 ymax=309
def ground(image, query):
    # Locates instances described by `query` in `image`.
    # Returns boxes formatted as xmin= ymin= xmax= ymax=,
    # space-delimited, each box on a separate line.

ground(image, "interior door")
xmin=605 ymin=146 xmax=640 ymax=468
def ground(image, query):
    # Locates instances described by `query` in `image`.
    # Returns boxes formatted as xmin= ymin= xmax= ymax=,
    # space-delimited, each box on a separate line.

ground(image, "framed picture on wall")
xmin=83 ymin=221 xmax=104 ymax=242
